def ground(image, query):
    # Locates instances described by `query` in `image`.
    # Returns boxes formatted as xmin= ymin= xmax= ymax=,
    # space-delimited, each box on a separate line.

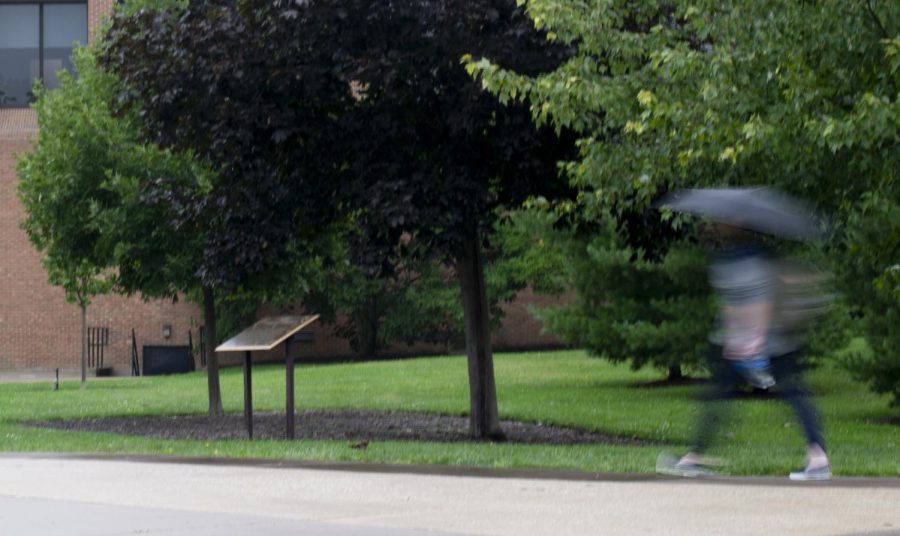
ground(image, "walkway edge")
xmin=2 ymin=451 xmax=898 ymax=489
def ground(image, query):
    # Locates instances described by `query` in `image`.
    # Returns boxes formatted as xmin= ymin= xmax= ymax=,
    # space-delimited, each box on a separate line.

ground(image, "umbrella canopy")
xmin=657 ymin=188 xmax=823 ymax=242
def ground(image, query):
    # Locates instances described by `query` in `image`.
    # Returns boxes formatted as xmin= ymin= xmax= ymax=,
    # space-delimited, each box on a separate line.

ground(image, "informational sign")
xmin=215 ymin=315 xmax=319 ymax=353
xmin=215 ymin=315 xmax=320 ymax=439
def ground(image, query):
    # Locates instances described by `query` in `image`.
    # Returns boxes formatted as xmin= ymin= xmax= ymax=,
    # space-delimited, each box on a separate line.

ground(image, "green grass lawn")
xmin=0 ymin=349 xmax=897 ymax=476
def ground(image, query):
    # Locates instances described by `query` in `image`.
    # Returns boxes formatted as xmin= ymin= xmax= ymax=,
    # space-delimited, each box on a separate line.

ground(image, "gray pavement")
xmin=0 ymin=454 xmax=898 ymax=535
xmin=0 ymin=496 xmax=465 ymax=536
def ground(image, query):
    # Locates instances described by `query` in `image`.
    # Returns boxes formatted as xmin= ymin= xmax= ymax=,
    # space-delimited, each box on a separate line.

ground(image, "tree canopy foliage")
xmin=102 ymin=0 xmax=353 ymax=290
xmin=471 ymin=1 xmax=897 ymax=213
xmin=18 ymin=48 xmax=199 ymax=303
xmin=330 ymin=0 xmax=574 ymax=272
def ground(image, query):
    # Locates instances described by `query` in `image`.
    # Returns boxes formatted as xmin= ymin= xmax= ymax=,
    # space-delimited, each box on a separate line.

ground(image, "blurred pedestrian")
xmin=656 ymin=189 xmax=831 ymax=481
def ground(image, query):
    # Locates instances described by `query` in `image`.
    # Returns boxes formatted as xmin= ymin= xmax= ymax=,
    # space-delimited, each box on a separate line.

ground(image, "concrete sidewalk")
xmin=0 ymin=455 xmax=898 ymax=535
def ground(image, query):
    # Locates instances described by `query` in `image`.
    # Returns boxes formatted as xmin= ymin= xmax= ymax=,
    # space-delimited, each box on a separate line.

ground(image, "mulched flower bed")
xmin=31 ymin=409 xmax=654 ymax=446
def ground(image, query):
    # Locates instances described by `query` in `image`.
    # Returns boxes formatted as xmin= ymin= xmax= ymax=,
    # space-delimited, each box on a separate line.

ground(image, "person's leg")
xmin=689 ymin=345 xmax=742 ymax=454
xmin=668 ymin=345 xmax=742 ymax=474
xmin=771 ymin=352 xmax=831 ymax=480
xmin=771 ymin=352 xmax=826 ymax=450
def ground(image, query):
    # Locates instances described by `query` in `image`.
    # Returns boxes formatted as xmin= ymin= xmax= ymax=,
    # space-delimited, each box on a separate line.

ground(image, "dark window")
xmin=0 ymin=2 xmax=87 ymax=108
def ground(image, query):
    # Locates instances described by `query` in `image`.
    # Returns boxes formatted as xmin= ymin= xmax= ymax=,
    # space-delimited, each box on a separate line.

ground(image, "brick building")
xmin=0 ymin=0 xmax=561 ymax=375
xmin=0 ymin=0 xmax=201 ymax=377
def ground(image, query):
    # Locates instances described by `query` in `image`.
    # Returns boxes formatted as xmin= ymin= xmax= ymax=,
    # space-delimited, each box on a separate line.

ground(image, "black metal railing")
xmin=87 ymin=327 xmax=109 ymax=369
xmin=131 ymin=329 xmax=140 ymax=376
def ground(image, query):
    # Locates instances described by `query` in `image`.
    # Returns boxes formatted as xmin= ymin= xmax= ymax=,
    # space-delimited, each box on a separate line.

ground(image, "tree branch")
xmin=865 ymin=0 xmax=889 ymax=39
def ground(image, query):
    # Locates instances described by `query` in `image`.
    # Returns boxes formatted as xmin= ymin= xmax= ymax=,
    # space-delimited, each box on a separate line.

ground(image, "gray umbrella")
xmin=657 ymin=187 xmax=823 ymax=241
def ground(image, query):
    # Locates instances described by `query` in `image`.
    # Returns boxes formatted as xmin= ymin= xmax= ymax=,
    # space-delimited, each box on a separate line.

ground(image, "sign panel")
xmin=215 ymin=315 xmax=319 ymax=353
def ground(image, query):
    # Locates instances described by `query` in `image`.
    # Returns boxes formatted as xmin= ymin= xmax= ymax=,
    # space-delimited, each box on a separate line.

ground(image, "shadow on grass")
xmin=857 ymin=414 xmax=900 ymax=427
xmin=631 ymin=377 xmax=709 ymax=389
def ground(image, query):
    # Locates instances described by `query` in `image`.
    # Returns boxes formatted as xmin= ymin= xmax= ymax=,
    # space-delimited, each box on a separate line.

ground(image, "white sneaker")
xmin=789 ymin=464 xmax=832 ymax=481
xmin=656 ymin=452 xmax=715 ymax=478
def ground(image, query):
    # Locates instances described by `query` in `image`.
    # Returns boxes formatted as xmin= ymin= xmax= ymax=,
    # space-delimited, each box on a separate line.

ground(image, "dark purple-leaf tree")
xmin=102 ymin=0 xmax=573 ymax=439
xmin=103 ymin=0 xmax=355 ymax=416
xmin=337 ymin=0 xmax=574 ymax=439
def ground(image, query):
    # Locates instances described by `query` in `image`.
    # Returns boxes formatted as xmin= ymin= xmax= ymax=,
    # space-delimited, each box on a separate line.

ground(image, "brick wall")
xmin=88 ymin=0 xmax=116 ymax=44
xmin=493 ymin=288 xmax=569 ymax=352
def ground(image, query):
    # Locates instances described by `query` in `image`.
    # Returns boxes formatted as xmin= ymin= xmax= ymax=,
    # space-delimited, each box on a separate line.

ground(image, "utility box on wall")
xmin=142 ymin=345 xmax=193 ymax=376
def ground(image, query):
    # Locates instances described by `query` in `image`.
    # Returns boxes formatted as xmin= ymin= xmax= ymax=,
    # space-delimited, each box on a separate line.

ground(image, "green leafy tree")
xmin=510 ymin=196 xmax=713 ymax=379
xmin=16 ymin=46 xmax=229 ymax=412
xmin=539 ymin=235 xmax=713 ymax=380
xmin=470 ymin=1 xmax=898 ymax=395
xmin=839 ymin=196 xmax=900 ymax=405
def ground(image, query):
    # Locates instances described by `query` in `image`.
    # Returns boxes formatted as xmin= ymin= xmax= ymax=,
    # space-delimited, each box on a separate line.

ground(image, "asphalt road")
xmin=0 ymin=454 xmax=898 ymax=535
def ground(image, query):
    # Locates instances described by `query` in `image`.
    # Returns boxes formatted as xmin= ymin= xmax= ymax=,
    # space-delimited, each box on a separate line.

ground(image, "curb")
xmin=3 ymin=452 xmax=899 ymax=489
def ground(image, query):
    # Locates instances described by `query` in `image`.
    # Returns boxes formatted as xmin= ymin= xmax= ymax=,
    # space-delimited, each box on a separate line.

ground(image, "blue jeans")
xmin=691 ymin=345 xmax=825 ymax=453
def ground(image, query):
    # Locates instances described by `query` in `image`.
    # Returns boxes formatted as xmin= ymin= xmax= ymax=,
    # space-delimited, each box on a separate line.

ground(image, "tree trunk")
xmin=457 ymin=231 xmax=504 ymax=440
xmin=667 ymin=364 xmax=683 ymax=382
xmin=356 ymin=297 xmax=379 ymax=360
xmin=80 ymin=303 xmax=87 ymax=389
xmin=203 ymin=287 xmax=224 ymax=417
